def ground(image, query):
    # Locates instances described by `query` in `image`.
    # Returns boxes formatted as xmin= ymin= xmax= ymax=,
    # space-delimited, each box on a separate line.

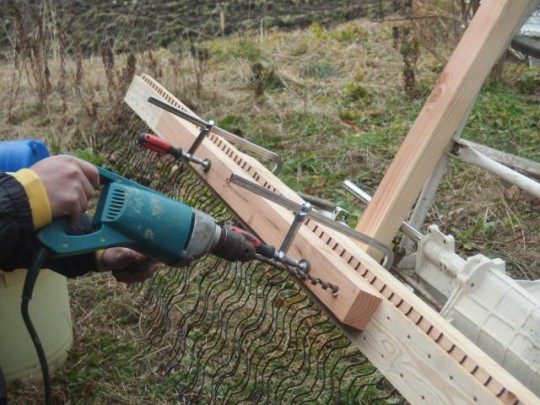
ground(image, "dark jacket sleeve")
xmin=0 ymin=171 xmax=97 ymax=278
xmin=0 ymin=171 xmax=35 ymax=263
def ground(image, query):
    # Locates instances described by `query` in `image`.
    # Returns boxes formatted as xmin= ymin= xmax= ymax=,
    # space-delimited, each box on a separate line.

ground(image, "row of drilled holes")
xmin=304 ymin=218 xmax=514 ymax=402
xmin=208 ymin=125 xmax=515 ymax=403
xmin=140 ymin=74 xmax=518 ymax=404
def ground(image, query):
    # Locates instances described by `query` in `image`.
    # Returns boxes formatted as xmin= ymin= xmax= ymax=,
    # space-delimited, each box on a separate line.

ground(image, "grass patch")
xmin=2 ymin=11 xmax=539 ymax=404
xmin=464 ymin=85 xmax=540 ymax=161
xmin=8 ymin=274 xmax=179 ymax=404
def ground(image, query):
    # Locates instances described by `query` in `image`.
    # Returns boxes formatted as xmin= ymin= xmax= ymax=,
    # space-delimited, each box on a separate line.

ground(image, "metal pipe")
xmin=343 ymin=180 xmax=423 ymax=243
xmin=453 ymin=143 xmax=540 ymax=198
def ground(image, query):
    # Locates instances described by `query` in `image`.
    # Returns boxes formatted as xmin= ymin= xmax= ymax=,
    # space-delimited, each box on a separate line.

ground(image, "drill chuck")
xmin=182 ymin=213 xmax=267 ymax=264
xmin=212 ymin=225 xmax=277 ymax=262
xmin=211 ymin=225 xmax=257 ymax=262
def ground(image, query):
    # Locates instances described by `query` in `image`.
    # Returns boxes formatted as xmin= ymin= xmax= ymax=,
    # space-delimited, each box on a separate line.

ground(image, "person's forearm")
xmin=0 ymin=172 xmax=35 ymax=265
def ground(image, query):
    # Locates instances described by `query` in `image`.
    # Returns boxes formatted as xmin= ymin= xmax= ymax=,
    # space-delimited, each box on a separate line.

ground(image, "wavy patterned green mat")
xmin=96 ymin=108 xmax=404 ymax=404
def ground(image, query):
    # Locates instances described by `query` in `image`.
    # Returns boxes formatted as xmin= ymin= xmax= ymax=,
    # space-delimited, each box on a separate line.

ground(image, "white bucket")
xmin=0 ymin=269 xmax=73 ymax=384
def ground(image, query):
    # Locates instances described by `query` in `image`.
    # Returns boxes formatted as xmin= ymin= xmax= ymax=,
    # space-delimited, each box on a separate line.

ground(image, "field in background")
xmin=1 ymin=1 xmax=539 ymax=403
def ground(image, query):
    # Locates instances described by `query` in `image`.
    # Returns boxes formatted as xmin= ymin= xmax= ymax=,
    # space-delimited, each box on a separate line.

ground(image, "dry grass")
xmin=8 ymin=273 xmax=179 ymax=404
xmin=2 ymin=11 xmax=539 ymax=403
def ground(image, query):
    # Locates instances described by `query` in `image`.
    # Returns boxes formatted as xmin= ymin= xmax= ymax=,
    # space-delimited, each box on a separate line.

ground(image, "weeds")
xmin=56 ymin=25 xmax=68 ymax=112
xmin=464 ymin=85 xmax=540 ymax=161
xmin=100 ymin=39 xmax=116 ymax=102
xmin=503 ymin=63 xmax=540 ymax=96
xmin=2 ymin=7 xmax=539 ymax=403
xmin=215 ymin=37 xmax=263 ymax=62
xmin=190 ymin=44 xmax=209 ymax=98
xmin=12 ymin=1 xmax=52 ymax=109
xmin=72 ymin=147 xmax=107 ymax=166
xmin=251 ymin=62 xmax=284 ymax=97
xmin=5 ymin=51 xmax=23 ymax=123
xmin=303 ymin=61 xmax=339 ymax=79
xmin=399 ymin=29 xmax=420 ymax=97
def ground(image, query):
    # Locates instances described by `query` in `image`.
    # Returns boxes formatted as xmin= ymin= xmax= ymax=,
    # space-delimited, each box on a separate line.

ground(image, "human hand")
xmin=101 ymin=247 xmax=160 ymax=283
xmin=30 ymin=155 xmax=100 ymax=222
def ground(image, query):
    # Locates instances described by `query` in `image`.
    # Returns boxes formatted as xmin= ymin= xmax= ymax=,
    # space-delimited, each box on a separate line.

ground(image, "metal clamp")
xmin=147 ymin=96 xmax=283 ymax=174
xmin=229 ymin=173 xmax=394 ymax=270
xmin=265 ymin=203 xmax=340 ymax=295
xmin=275 ymin=203 xmax=312 ymax=273
xmin=182 ymin=150 xmax=211 ymax=172
xmin=343 ymin=180 xmax=422 ymax=243
xmin=189 ymin=121 xmax=214 ymax=155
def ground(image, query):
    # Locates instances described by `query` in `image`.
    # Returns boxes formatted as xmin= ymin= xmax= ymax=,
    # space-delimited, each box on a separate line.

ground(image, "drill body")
xmin=37 ymin=167 xmax=265 ymax=265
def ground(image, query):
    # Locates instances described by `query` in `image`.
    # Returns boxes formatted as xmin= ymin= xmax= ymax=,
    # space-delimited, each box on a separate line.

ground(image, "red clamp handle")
xmin=138 ymin=133 xmax=183 ymax=159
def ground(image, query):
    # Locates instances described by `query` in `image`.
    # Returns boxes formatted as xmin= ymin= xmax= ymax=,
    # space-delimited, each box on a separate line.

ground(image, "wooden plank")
xmin=354 ymin=0 xmax=537 ymax=257
xmin=125 ymin=75 xmax=382 ymax=330
xmin=124 ymin=74 xmax=540 ymax=404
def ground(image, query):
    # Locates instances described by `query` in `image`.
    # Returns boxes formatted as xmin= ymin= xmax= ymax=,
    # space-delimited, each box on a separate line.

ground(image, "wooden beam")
xmin=125 ymin=75 xmax=382 ymax=330
xmin=125 ymin=74 xmax=539 ymax=404
xmin=354 ymin=0 xmax=537 ymax=257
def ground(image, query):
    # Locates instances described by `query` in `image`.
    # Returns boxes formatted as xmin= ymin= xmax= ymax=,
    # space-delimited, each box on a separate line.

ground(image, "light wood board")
xmin=354 ymin=0 xmax=537 ymax=258
xmin=124 ymin=74 xmax=540 ymax=404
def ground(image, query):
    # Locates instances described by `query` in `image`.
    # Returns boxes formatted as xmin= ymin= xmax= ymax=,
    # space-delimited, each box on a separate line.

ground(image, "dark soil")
xmin=1 ymin=0 xmax=397 ymax=56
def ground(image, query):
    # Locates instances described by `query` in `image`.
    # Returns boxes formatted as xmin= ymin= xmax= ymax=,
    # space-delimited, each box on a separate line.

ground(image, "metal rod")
xmin=229 ymin=174 xmax=394 ymax=269
xmin=453 ymin=142 xmax=540 ymax=198
xmin=459 ymin=139 xmax=540 ymax=180
xmin=188 ymin=121 xmax=214 ymax=155
xmin=343 ymin=180 xmax=423 ymax=243
xmin=398 ymin=99 xmax=476 ymax=253
xmin=279 ymin=203 xmax=311 ymax=254
xmin=147 ymin=96 xmax=283 ymax=174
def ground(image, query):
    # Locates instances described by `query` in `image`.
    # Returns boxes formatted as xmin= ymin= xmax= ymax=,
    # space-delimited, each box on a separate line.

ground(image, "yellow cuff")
xmin=12 ymin=169 xmax=52 ymax=230
xmin=95 ymin=250 xmax=107 ymax=272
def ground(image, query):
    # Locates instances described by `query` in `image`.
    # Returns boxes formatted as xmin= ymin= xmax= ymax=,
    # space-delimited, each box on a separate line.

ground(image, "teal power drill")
xmin=26 ymin=165 xmax=277 ymax=405
xmin=25 ymin=165 xmax=278 ymax=405
xmin=37 ymin=166 xmax=275 ymax=265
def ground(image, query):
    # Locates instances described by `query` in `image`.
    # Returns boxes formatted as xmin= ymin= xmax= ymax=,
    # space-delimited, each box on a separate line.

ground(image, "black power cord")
xmin=0 ymin=365 xmax=7 ymax=405
xmin=21 ymin=247 xmax=52 ymax=405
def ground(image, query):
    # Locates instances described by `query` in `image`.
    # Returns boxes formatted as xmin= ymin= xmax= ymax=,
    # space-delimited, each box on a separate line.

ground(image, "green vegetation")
xmin=465 ymin=85 xmax=540 ymax=160
xmin=2 ymin=3 xmax=539 ymax=403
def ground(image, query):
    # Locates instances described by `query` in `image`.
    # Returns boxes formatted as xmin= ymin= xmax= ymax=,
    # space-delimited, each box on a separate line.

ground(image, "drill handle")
xmin=36 ymin=167 xmax=143 ymax=256
xmin=36 ymin=217 xmax=130 ymax=256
